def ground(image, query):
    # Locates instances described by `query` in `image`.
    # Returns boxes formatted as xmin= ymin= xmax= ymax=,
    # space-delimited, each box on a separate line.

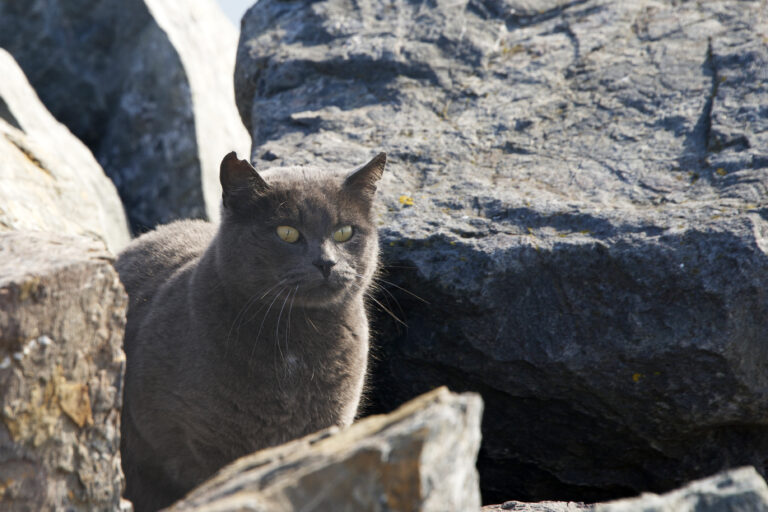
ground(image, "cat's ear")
xmin=344 ymin=152 xmax=386 ymax=200
xmin=220 ymin=152 xmax=269 ymax=209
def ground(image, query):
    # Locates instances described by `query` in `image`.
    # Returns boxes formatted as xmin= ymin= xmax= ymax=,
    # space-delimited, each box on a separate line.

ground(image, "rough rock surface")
xmin=0 ymin=0 xmax=249 ymax=233
xmin=595 ymin=466 xmax=768 ymax=512
xmin=484 ymin=467 xmax=768 ymax=511
xmin=0 ymin=49 xmax=130 ymax=253
xmin=235 ymin=0 xmax=768 ymax=504
xmin=483 ymin=501 xmax=588 ymax=512
xmin=482 ymin=501 xmax=594 ymax=512
xmin=164 ymin=387 xmax=483 ymax=512
xmin=0 ymin=231 xmax=127 ymax=510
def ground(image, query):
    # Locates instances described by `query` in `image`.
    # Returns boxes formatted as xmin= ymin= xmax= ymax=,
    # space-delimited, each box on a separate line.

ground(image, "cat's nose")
xmin=313 ymin=258 xmax=336 ymax=279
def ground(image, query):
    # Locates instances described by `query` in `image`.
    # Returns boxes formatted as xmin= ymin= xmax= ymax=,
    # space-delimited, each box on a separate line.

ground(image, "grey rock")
xmin=595 ymin=466 xmax=768 ymax=512
xmin=0 ymin=0 xmax=249 ymax=233
xmin=0 ymin=231 xmax=127 ymax=510
xmin=164 ymin=387 xmax=483 ymax=512
xmin=483 ymin=501 xmax=589 ymax=512
xmin=0 ymin=49 xmax=130 ymax=253
xmin=484 ymin=467 xmax=768 ymax=511
xmin=235 ymin=0 xmax=768 ymax=504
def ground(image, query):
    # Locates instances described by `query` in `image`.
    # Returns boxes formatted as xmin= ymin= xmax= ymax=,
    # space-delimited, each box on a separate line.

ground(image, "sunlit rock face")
xmin=234 ymin=0 xmax=768 ymax=504
xmin=0 ymin=231 xmax=127 ymax=510
xmin=0 ymin=49 xmax=130 ymax=253
xmin=0 ymin=0 xmax=249 ymax=234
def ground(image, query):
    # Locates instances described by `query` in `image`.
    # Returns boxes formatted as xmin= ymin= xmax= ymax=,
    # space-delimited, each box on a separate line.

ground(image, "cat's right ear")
xmin=220 ymin=152 xmax=269 ymax=210
xmin=344 ymin=152 xmax=386 ymax=200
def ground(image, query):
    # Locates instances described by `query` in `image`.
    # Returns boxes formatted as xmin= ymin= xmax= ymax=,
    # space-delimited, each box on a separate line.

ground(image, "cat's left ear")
xmin=344 ymin=152 xmax=386 ymax=200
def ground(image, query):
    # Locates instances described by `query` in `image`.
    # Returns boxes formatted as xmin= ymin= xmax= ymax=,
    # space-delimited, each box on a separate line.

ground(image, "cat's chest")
xmin=224 ymin=320 xmax=365 ymax=394
xmin=216 ymin=350 xmax=358 ymax=444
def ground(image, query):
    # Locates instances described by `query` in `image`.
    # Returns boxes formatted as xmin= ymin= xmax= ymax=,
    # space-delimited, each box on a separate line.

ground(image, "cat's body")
xmin=116 ymin=153 xmax=385 ymax=511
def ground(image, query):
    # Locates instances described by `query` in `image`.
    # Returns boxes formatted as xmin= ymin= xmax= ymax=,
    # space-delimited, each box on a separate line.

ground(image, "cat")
xmin=115 ymin=151 xmax=386 ymax=511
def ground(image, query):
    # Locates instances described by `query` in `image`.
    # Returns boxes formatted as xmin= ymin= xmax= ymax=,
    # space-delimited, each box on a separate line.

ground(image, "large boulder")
xmin=0 ymin=231 xmax=127 ymax=510
xmin=0 ymin=49 xmax=130 ymax=253
xmin=165 ymin=387 xmax=483 ymax=512
xmin=234 ymin=0 xmax=768 ymax=504
xmin=0 ymin=0 xmax=250 ymax=233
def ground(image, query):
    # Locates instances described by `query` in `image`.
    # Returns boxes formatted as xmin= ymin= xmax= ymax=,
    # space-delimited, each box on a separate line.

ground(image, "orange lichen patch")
xmin=3 ymin=375 xmax=59 ymax=446
xmin=632 ymin=372 xmax=643 ymax=383
xmin=2 ymin=366 xmax=92 ymax=446
xmin=58 ymin=380 xmax=93 ymax=428
xmin=716 ymin=168 xmax=727 ymax=176
xmin=18 ymin=276 xmax=41 ymax=302
xmin=398 ymin=195 xmax=414 ymax=206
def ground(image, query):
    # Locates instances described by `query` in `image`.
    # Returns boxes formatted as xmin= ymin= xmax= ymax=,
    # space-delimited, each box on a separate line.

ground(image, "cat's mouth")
xmin=289 ymin=271 xmax=356 ymax=303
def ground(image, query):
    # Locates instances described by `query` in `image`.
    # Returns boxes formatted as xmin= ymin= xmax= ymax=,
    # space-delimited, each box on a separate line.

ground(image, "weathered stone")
xmin=595 ymin=466 xmax=768 ymax=512
xmin=164 ymin=387 xmax=483 ymax=512
xmin=235 ymin=0 xmax=768 ymax=504
xmin=0 ymin=231 xmax=127 ymax=511
xmin=483 ymin=501 xmax=589 ymax=512
xmin=0 ymin=0 xmax=249 ymax=233
xmin=484 ymin=467 xmax=768 ymax=511
xmin=0 ymin=49 xmax=130 ymax=253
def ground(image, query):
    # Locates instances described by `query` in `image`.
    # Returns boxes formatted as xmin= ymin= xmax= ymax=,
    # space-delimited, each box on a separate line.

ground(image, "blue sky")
xmin=217 ymin=0 xmax=254 ymax=28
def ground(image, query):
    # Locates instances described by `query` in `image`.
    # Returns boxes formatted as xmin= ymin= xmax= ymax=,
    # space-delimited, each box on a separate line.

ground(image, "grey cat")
xmin=115 ymin=152 xmax=386 ymax=511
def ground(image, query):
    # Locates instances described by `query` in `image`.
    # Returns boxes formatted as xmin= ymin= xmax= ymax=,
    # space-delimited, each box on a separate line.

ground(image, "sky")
xmin=216 ymin=0 xmax=255 ymax=28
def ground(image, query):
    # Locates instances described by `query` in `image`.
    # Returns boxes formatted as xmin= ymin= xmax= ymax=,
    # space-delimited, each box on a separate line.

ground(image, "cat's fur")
xmin=116 ymin=152 xmax=386 ymax=511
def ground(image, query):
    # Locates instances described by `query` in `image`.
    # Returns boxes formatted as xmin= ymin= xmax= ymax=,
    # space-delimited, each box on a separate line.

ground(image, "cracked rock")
xmin=0 ymin=231 xmax=127 ymax=510
xmin=164 ymin=387 xmax=482 ymax=512
xmin=235 ymin=0 xmax=768 ymax=504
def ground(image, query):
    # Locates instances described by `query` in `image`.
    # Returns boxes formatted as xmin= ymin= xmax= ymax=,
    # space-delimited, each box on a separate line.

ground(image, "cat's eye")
xmin=276 ymin=225 xmax=300 ymax=243
xmin=333 ymin=225 xmax=354 ymax=243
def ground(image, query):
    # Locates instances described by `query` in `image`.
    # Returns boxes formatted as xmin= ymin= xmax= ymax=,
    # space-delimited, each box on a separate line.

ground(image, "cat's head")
xmin=215 ymin=152 xmax=386 ymax=308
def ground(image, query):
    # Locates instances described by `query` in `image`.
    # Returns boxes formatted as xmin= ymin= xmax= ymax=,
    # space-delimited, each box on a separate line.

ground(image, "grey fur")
xmin=116 ymin=152 xmax=386 ymax=511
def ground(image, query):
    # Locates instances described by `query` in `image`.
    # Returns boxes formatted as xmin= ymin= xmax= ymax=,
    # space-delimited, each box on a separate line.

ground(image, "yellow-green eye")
xmin=333 ymin=225 xmax=354 ymax=243
xmin=276 ymin=225 xmax=300 ymax=243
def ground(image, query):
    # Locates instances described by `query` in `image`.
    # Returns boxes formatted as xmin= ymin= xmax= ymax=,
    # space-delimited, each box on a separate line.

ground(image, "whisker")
xmin=274 ymin=287 xmax=292 ymax=366
xmin=225 ymin=293 xmax=258 ymax=355
xmin=225 ymin=280 xmax=286 ymax=353
xmin=304 ymin=309 xmax=320 ymax=333
xmin=285 ymin=285 xmax=298 ymax=353
xmin=351 ymin=272 xmax=410 ymax=322
xmin=367 ymin=295 xmax=407 ymax=327
xmin=250 ymin=287 xmax=286 ymax=363
xmin=371 ymin=283 xmax=408 ymax=324
xmin=242 ymin=282 xmax=286 ymax=326
xmin=375 ymin=277 xmax=429 ymax=304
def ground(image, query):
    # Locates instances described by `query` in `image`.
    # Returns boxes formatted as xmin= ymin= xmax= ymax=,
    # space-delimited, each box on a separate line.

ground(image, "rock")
xmin=234 ymin=0 xmax=768 ymax=504
xmin=164 ymin=387 xmax=483 ymax=512
xmin=0 ymin=231 xmax=127 ymax=510
xmin=595 ymin=466 xmax=768 ymax=512
xmin=483 ymin=466 xmax=768 ymax=511
xmin=0 ymin=49 xmax=130 ymax=253
xmin=482 ymin=501 xmax=594 ymax=512
xmin=0 ymin=0 xmax=250 ymax=233
xmin=483 ymin=501 xmax=589 ymax=512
